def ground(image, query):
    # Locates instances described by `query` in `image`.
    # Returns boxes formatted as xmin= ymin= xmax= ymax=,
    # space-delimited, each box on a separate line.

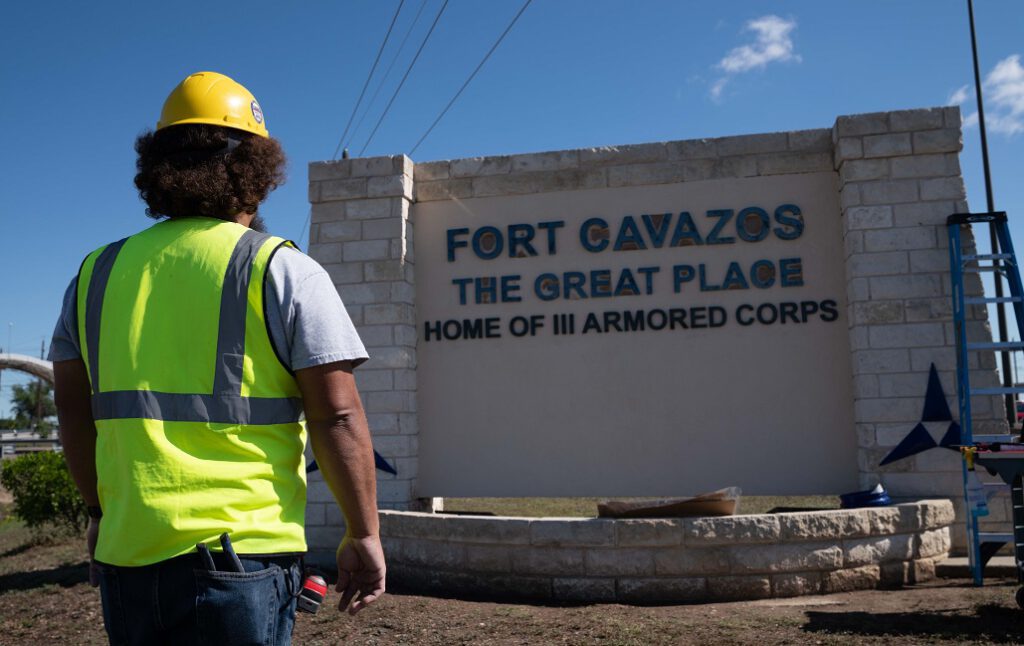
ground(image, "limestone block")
xmin=876 ymin=373 xmax=933 ymax=398
xmin=915 ymin=528 xmax=951 ymax=558
xmin=345 ymin=198 xmax=397 ymax=220
xmin=607 ymin=162 xmax=685 ymax=187
xmin=911 ymin=557 xmax=937 ymax=582
xmin=552 ymin=577 xmax=616 ymax=602
xmin=377 ymin=479 xmax=414 ymax=503
xmin=868 ymin=274 xmax=942 ymax=299
xmin=579 ymin=143 xmax=667 ymax=166
xmin=851 ymin=349 xmax=911 ymax=374
xmin=835 ymin=112 xmax=889 ymax=137
xmin=841 ymin=159 xmax=890 ymax=183
xmin=304 ymin=503 xmax=327 ymax=527
xmin=847 ymin=277 xmax=870 ymax=302
xmin=365 ymin=390 xmax=417 ymax=413
xmin=730 ymin=542 xmax=843 ymax=573
xmin=510 ymin=547 xmax=585 ymax=576
xmin=943 ymin=106 xmax=962 ymax=128
xmin=788 ymin=128 xmax=832 ymax=152
xmin=858 ymin=179 xmax=919 ymax=205
xmin=308 ymin=243 xmax=342 ymax=264
xmin=715 ymin=132 xmax=787 ymax=156
xmin=414 ymin=179 xmax=473 ymax=202
xmin=771 ymin=572 xmax=823 ymax=597
xmin=615 ymin=519 xmax=685 ymax=546
xmin=361 ymin=218 xmax=403 ymax=241
xmin=853 ymin=397 xmax=921 ymax=423
xmin=666 ymin=138 xmax=717 ymax=160
xmin=464 ymin=545 xmax=512 ymax=573
xmin=350 ymin=156 xmax=398 ymax=178
xmin=393 ymin=537 xmax=464 ymax=569
xmin=919 ymin=177 xmax=965 ymax=201
xmin=841 ymin=184 xmax=862 ymax=209
xmin=354 ymin=368 xmax=393 ymax=392
xmin=306 ymin=478 xmax=334 ymax=503
xmin=756 ymin=152 xmax=832 ymax=175
xmin=684 ymin=515 xmax=781 ymax=544
xmin=777 ymin=510 xmax=871 ymax=540
xmin=845 ymin=231 xmax=865 ymax=256
xmin=854 ymin=375 xmax=880 ymax=399
xmin=835 ymin=137 xmax=864 ymax=162
xmin=844 ymin=534 xmax=914 ymax=566
xmin=851 ymin=300 xmax=904 ymax=325
xmin=306 ymin=525 xmax=345 ymax=551
xmin=823 ymin=565 xmax=880 ymax=593
xmin=584 ymin=548 xmax=655 ymax=576
xmin=473 ymin=170 xmax=582 ymax=197
xmin=904 ymin=297 xmax=952 ymax=323
xmin=909 ymin=347 xmax=959 ymax=372
xmin=318 ymin=220 xmax=361 ymax=242
xmin=580 ymin=168 xmax=608 ymax=188
xmin=365 ymin=413 xmax=399 ymax=433
xmin=868 ymin=322 xmax=945 ymax=349
xmin=398 ymin=412 xmax=418 ymax=434
xmin=309 ymin=160 xmax=351 ymax=181
xmin=708 ymin=575 xmax=771 ymax=601
xmin=311 ymin=201 xmax=346 ymax=223
xmin=913 ymin=129 xmax=962 ymax=154
xmin=394 ymin=369 xmax=417 ymax=391
xmin=390 ymin=282 xmax=415 ymax=304
xmin=371 ymin=435 xmax=417 ymax=457
xmin=363 ymin=259 xmax=404 ymax=282
xmin=509 ymin=150 xmax=579 ymax=172
xmin=364 ymin=304 xmax=416 ymax=326
xmin=446 ymin=516 xmax=531 ymax=544
xmin=653 ymin=546 xmax=731 ymax=575
xmin=880 ymin=472 xmax=962 ymax=497
xmin=414 ymin=160 xmax=450 ymax=181
xmin=893 ymin=201 xmax=959 ymax=227
xmin=616 ymin=577 xmax=706 ymax=603
xmin=712 ymin=155 xmax=758 ymax=178
xmin=863 ymin=133 xmax=912 ymax=158
xmin=379 ymin=511 xmax=446 ymax=540
xmin=679 ymin=159 xmax=715 ymax=181
xmin=918 ymin=500 xmax=955 ymax=529
xmin=368 ymin=175 xmax=412 ymax=199
xmin=336 ymin=282 xmax=390 ymax=305
xmin=320 ymin=178 xmax=368 ymax=202
xmin=308 ymin=182 xmax=320 ymax=202
xmin=530 ymin=519 xmax=615 ymax=546
xmin=889 ymin=108 xmax=945 ymax=132
xmin=890 ymin=154 xmax=958 ymax=179
xmin=849 ymin=251 xmax=908 ymax=277
xmin=450 ymin=155 xmax=512 ymax=177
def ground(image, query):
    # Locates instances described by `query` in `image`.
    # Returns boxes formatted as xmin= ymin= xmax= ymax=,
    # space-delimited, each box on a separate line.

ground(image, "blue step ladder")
xmin=947 ymin=211 xmax=1024 ymax=597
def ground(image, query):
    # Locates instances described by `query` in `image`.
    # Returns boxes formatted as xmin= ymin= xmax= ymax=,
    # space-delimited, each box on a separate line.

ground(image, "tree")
xmin=10 ymin=382 xmax=56 ymax=436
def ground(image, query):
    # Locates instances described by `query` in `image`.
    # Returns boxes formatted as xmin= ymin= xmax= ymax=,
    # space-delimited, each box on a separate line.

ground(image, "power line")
xmin=345 ymin=0 xmax=430 ymax=154
xmin=332 ymin=0 xmax=406 ymax=161
xmin=410 ymin=0 xmax=533 ymax=156
xmin=358 ymin=0 xmax=449 ymax=157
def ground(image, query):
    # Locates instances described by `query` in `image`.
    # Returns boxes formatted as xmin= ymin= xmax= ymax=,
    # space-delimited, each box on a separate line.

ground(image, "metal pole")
xmin=967 ymin=0 xmax=1013 ymax=424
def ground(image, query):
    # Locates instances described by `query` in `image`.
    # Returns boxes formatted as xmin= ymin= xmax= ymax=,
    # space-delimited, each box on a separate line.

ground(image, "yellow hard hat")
xmin=157 ymin=71 xmax=269 ymax=138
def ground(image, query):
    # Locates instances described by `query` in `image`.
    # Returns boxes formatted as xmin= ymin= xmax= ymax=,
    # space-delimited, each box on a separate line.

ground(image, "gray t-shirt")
xmin=49 ymin=246 xmax=368 ymax=372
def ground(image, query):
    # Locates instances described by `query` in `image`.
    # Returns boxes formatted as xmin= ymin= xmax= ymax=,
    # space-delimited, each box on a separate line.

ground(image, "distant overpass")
xmin=0 ymin=353 xmax=54 ymax=385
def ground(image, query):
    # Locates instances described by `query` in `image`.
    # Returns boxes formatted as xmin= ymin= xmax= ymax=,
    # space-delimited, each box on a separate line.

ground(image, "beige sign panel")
xmin=413 ymin=172 xmax=856 ymax=496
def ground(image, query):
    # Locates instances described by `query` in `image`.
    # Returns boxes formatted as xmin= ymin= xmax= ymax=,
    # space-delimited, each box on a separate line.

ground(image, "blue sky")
xmin=1 ymin=0 xmax=1022 ymax=413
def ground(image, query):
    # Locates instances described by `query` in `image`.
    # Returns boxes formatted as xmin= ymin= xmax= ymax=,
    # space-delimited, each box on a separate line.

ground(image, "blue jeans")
xmin=96 ymin=552 xmax=302 ymax=646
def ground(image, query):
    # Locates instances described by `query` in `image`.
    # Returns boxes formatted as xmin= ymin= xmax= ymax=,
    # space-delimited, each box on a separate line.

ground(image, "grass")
xmin=441 ymin=495 xmax=841 ymax=517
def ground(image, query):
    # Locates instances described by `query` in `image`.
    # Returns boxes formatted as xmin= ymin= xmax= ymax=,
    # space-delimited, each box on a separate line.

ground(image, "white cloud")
xmin=948 ymin=84 xmax=972 ymax=107
xmin=948 ymin=54 xmax=1023 ymax=136
xmin=717 ymin=15 xmax=800 ymax=73
xmin=710 ymin=15 xmax=800 ymax=100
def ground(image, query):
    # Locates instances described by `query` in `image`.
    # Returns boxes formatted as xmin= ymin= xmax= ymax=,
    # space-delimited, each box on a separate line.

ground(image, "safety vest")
xmin=76 ymin=217 xmax=307 ymax=566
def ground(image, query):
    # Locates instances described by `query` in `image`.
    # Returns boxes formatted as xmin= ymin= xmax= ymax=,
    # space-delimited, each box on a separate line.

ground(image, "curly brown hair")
xmin=134 ymin=124 xmax=286 ymax=221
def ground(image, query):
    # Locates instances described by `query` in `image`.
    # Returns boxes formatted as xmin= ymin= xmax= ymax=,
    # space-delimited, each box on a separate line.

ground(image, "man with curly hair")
xmin=49 ymin=71 xmax=384 ymax=645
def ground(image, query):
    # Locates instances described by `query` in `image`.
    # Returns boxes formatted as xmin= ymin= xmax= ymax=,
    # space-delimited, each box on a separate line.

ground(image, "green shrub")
xmin=0 ymin=452 xmax=86 ymax=534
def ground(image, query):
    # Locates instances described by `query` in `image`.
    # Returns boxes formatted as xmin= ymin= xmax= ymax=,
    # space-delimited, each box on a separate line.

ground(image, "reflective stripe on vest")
xmin=83 ymin=227 xmax=302 ymax=424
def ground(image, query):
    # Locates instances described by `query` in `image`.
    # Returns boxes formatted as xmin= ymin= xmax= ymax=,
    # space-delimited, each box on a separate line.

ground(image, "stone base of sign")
xmin=306 ymin=500 xmax=952 ymax=603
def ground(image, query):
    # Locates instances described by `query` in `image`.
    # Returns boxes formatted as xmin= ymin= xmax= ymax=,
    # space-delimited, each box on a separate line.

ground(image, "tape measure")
xmin=297 ymin=573 xmax=328 ymax=614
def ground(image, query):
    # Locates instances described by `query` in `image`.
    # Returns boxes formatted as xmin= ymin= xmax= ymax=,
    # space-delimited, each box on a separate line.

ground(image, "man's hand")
xmin=87 ymin=517 xmax=101 ymax=587
xmin=335 ymin=534 xmax=385 ymax=615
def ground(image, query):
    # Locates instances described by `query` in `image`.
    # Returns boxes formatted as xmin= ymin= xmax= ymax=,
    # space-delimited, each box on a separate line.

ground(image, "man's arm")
xmin=295 ymin=360 xmax=384 ymax=615
xmin=53 ymin=358 xmax=101 ymax=586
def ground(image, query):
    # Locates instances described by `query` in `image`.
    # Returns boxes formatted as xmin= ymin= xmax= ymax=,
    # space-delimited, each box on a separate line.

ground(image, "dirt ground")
xmin=2 ymin=518 xmax=1022 ymax=646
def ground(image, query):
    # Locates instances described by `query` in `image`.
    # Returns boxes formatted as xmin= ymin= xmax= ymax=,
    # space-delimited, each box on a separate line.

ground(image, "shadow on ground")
xmin=804 ymin=604 xmax=1024 ymax=643
xmin=0 ymin=561 xmax=89 ymax=592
